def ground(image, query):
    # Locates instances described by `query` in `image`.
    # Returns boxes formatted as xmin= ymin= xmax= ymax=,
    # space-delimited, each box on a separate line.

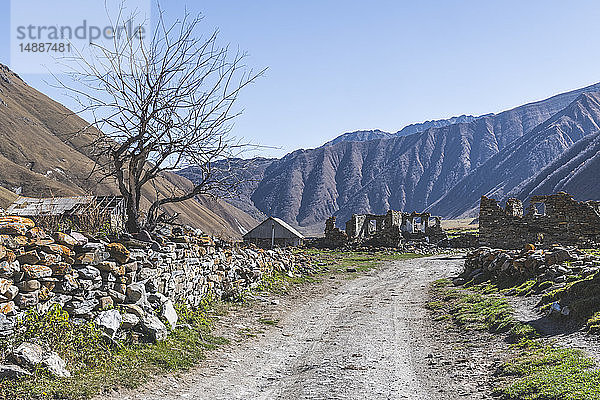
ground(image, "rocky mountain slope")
xmin=322 ymin=115 xmax=488 ymax=147
xmin=514 ymin=129 xmax=600 ymax=203
xmin=428 ymin=91 xmax=600 ymax=217
xmin=0 ymin=64 xmax=257 ymax=238
xmin=179 ymin=82 xmax=600 ymax=234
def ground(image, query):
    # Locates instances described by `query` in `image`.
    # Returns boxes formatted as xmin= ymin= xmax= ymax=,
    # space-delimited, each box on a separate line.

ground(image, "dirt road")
xmin=102 ymin=255 xmax=466 ymax=400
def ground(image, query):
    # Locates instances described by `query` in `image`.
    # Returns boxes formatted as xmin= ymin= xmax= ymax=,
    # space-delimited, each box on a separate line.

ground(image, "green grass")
xmin=429 ymin=279 xmax=600 ymax=400
xmin=258 ymin=318 xmax=279 ymax=326
xmin=0 ymin=301 xmax=224 ymax=400
xmin=497 ymin=345 xmax=600 ymax=400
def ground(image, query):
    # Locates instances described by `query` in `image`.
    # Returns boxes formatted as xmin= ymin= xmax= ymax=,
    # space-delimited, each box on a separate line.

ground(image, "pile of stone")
xmin=0 ymin=216 xmax=312 ymax=347
xmin=460 ymin=245 xmax=600 ymax=285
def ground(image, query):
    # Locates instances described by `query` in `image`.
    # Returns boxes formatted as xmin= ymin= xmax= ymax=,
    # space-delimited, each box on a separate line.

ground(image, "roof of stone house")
xmin=243 ymin=216 xmax=305 ymax=239
xmin=6 ymin=195 xmax=124 ymax=216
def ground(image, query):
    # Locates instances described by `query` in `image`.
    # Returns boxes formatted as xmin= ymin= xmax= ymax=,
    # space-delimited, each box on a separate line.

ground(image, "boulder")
xmin=13 ymin=342 xmax=44 ymax=368
xmin=121 ymin=313 xmax=140 ymax=330
xmin=94 ymin=309 xmax=122 ymax=338
xmin=0 ymin=364 xmax=32 ymax=379
xmin=160 ymin=299 xmax=178 ymax=330
xmin=41 ymin=352 xmax=71 ymax=378
xmin=141 ymin=314 xmax=168 ymax=342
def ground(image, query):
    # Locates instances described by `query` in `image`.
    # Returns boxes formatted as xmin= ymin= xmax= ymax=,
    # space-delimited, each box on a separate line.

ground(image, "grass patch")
xmin=258 ymin=318 xmax=279 ymax=326
xmin=496 ymin=345 xmax=600 ymax=400
xmin=429 ymin=279 xmax=600 ymax=400
xmin=0 ymin=300 xmax=223 ymax=400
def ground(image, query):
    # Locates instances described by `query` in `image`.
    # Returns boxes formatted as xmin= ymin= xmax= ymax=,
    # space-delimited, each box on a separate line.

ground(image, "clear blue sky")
xmin=1 ymin=1 xmax=600 ymax=157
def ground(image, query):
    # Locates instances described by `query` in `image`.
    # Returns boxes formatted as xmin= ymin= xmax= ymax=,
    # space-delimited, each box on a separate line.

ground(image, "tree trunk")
xmin=125 ymin=194 xmax=141 ymax=233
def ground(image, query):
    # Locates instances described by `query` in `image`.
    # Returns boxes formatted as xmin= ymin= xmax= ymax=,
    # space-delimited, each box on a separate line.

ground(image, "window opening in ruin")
xmin=533 ymin=202 xmax=546 ymax=216
xmin=414 ymin=217 xmax=422 ymax=233
xmin=368 ymin=219 xmax=377 ymax=235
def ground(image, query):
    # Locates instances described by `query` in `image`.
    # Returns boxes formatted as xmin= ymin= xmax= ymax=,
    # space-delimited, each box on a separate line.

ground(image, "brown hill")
xmin=0 ymin=64 xmax=257 ymax=237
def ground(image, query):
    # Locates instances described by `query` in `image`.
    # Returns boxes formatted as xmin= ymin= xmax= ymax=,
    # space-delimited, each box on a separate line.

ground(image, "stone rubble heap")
xmin=461 ymin=246 xmax=600 ymax=285
xmin=0 ymin=214 xmax=315 ymax=377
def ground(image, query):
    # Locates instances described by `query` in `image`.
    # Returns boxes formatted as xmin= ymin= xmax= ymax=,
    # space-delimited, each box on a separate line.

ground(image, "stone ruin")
xmin=479 ymin=192 xmax=600 ymax=249
xmin=323 ymin=210 xmax=446 ymax=248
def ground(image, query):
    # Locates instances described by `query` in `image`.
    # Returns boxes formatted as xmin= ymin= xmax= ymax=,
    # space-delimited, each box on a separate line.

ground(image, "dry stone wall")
xmin=0 ymin=213 xmax=312 ymax=343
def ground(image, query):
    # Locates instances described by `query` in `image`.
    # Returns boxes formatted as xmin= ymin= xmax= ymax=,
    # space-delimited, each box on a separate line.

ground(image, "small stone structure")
xmin=243 ymin=217 xmax=304 ymax=248
xmin=324 ymin=210 xmax=445 ymax=248
xmin=479 ymin=192 xmax=600 ymax=249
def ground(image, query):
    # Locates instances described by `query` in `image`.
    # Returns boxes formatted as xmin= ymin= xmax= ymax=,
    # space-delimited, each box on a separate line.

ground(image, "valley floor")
xmin=98 ymin=254 xmax=499 ymax=400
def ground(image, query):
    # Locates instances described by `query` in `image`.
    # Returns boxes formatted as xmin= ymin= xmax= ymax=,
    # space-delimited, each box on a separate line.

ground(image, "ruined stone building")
xmin=479 ymin=192 xmax=600 ymax=249
xmin=324 ymin=210 xmax=445 ymax=247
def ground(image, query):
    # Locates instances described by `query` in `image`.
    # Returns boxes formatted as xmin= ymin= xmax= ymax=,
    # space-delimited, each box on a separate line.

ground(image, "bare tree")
xmin=60 ymin=7 xmax=264 ymax=233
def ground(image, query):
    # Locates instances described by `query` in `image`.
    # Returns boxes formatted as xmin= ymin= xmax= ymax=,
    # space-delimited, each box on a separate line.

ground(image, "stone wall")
xmin=479 ymin=192 xmax=600 ymax=249
xmin=0 ymin=213 xmax=311 ymax=342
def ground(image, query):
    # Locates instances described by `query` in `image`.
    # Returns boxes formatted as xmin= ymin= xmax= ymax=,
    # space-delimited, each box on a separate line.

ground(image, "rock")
xmin=0 ymin=313 xmax=15 ymax=336
xmin=0 ymin=364 xmax=32 ymax=379
xmin=0 ymin=301 xmax=15 ymax=315
xmin=55 ymin=232 xmax=77 ymax=249
xmin=15 ymin=291 xmax=39 ymax=308
xmin=69 ymin=231 xmax=89 ymax=247
xmin=98 ymin=296 xmax=113 ymax=310
xmin=160 ymin=299 xmax=178 ymax=330
xmin=121 ymin=304 xmax=144 ymax=318
xmin=95 ymin=309 xmax=122 ymax=338
xmin=14 ymin=342 xmax=44 ymax=368
xmin=141 ymin=314 xmax=168 ymax=342
xmin=22 ymin=264 xmax=52 ymax=279
xmin=121 ymin=313 xmax=140 ymax=330
xmin=107 ymin=243 xmax=130 ymax=264
xmin=97 ymin=261 xmax=125 ymax=276
xmin=76 ymin=265 xmax=101 ymax=280
xmin=19 ymin=279 xmax=40 ymax=292
xmin=17 ymin=251 xmax=40 ymax=265
xmin=50 ymin=262 xmax=72 ymax=276
xmin=126 ymin=283 xmax=146 ymax=303
xmin=4 ymin=285 xmax=18 ymax=300
xmin=108 ymin=289 xmax=126 ymax=304
xmin=0 ymin=261 xmax=17 ymax=279
xmin=0 ymin=216 xmax=35 ymax=235
xmin=40 ymin=244 xmax=73 ymax=258
xmin=55 ymin=274 xmax=79 ymax=294
xmin=0 ymin=278 xmax=12 ymax=295
xmin=64 ymin=298 xmax=98 ymax=317
xmin=41 ymin=352 xmax=71 ymax=378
